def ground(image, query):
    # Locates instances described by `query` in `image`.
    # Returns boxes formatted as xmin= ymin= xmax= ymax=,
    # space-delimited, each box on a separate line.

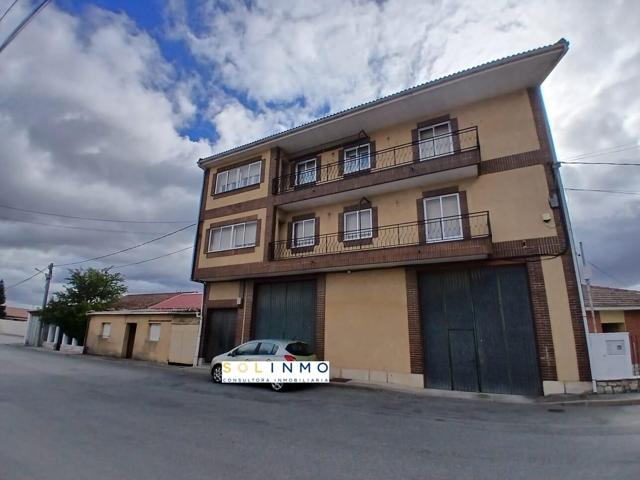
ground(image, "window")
xmin=285 ymin=342 xmax=313 ymax=356
xmin=101 ymin=322 xmax=111 ymax=338
xmin=149 ymin=323 xmax=161 ymax=342
xmin=418 ymin=122 xmax=453 ymax=160
xmin=343 ymin=144 xmax=370 ymax=174
xmin=214 ymin=161 xmax=261 ymax=194
xmin=208 ymin=221 xmax=258 ymax=252
xmin=295 ymin=158 xmax=317 ymax=185
xmin=343 ymin=209 xmax=373 ymax=241
xmin=257 ymin=342 xmax=278 ymax=355
xmin=235 ymin=342 xmax=259 ymax=356
xmin=293 ymin=218 xmax=316 ymax=247
xmin=423 ymin=193 xmax=462 ymax=242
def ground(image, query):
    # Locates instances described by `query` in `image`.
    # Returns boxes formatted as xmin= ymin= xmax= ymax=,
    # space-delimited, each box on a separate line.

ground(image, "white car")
xmin=210 ymin=339 xmax=316 ymax=392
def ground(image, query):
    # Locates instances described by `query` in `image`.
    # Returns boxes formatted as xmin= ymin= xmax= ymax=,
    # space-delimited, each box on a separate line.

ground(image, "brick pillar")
xmin=405 ymin=268 xmax=424 ymax=375
xmin=526 ymin=259 xmax=558 ymax=381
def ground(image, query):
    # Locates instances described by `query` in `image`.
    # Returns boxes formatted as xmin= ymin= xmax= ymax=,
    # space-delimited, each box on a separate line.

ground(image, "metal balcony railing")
xmin=273 ymin=126 xmax=479 ymax=194
xmin=270 ymin=211 xmax=490 ymax=260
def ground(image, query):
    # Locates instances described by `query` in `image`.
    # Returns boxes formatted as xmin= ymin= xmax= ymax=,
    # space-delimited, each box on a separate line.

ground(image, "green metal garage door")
xmin=419 ymin=265 xmax=541 ymax=395
xmin=253 ymin=280 xmax=316 ymax=348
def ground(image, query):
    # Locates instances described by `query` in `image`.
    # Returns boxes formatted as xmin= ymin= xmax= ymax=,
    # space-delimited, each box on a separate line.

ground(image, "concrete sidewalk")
xmin=19 ymin=344 xmax=640 ymax=407
xmin=327 ymin=376 xmax=640 ymax=407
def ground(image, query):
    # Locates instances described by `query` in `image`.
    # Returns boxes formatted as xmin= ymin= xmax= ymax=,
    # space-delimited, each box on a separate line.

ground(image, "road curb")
xmin=329 ymin=378 xmax=640 ymax=407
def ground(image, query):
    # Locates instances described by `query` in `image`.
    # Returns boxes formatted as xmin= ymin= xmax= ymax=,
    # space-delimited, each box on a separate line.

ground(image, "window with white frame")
xmin=214 ymin=161 xmax=261 ymax=194
xmin=149 ymin=323 xmax=161 ymax=342
xmin=208 ymin=221 xmax=258 ymax=252
xmin=423 ymin=193 xmax=462 ymax=242
xmin=101 ymin=322 xmax=111 ymax=339
xmin=343 ymin=144 xmax=370 ymax=174
xmin=418 ymin=122 xmax=453 ymax=160
xmin=343 ymin=209 xmax=373 ymax=241
xmin=292 ymin=218 xmax=316 ymax=247
xmin=295 ymin=158 xmax=317 ymax=185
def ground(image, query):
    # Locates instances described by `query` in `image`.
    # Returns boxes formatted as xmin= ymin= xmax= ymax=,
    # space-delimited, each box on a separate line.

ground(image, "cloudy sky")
xmin=1 ymin=0 xmax=638 ymax=308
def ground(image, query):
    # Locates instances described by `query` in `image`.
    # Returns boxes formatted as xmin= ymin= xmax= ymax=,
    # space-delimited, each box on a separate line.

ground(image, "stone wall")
xmin=596 ymin=379 xmax=640 ymax=394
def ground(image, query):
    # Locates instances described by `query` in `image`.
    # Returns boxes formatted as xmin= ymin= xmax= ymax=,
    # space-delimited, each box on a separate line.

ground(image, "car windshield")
xmin=286 ymin=342 xmax=313 ymax=356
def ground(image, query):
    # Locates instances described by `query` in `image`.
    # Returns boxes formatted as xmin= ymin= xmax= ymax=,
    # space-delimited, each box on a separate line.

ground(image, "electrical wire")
xmin=54 ymin=223 xmax=196 ymax=267
xmin=561 ymin=161 xmax=640 ymax=166
xmin=0 ymin=216 xmax=171 ymax=234
xmin=559 ymin=143 xmax=640 ymax=162
xmin=5 ymin=269 xmax=44 ymax=290
xmin=111 ymin=246 xmax=194 ymax=269
xmin=0 ymin=0 xmax=19 ymax=23
xmin=0 ymin=0 xmax=51 ymax=55
xmin=588 ymin=261 xmax=625 ymax=286
xmin=564 ymin=187 xmax=640 ymax=196
xmin=0 ymin=204 xmax=193 ymax=224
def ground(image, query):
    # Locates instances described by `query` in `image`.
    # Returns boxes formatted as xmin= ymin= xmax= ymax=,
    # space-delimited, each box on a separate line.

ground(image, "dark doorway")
xmin=203 ymin=309 xmax=237 ymax=363
xmin=419 ymin=265 xmax=541 ymax=395
xmin=124 ymin=323 xmax=137 ymax=359
xmin=253 ymin=280 xmax=316 ymax=348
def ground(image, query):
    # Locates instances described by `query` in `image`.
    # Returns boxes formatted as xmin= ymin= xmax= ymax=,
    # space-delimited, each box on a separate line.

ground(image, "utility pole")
xmin=579 ymin=242 xmax=597 ymax=334
xmin=34 ymin=263 xmax=53 ymax=345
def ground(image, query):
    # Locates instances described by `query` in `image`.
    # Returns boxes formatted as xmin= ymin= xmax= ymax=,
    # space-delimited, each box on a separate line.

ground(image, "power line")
xmin=6 ymin=269 xmax=44 ymax=290
xmin=560 ymin=143 xmax=640 ymax=162
xmin=0 ymin=0 xmax=51 ymax=55
xmin=111 ymin=246 xmax=194 ymax=269
xmin=564 ymin=187 xmax=640 ymax=196
xmin=561 ymin=161 xmax=640 ymax=166
xmin=588 ymin=261 xmax=625 ymax=286
xmin=0 ymin=216 xmax=171 ymax=234
xmin=0 ymin=0 xmax=19 ymax=23
xmin=54 ymin=223 xmax=196 ymax=268
xmin=0 ymin=204 xmax=193 ymax=224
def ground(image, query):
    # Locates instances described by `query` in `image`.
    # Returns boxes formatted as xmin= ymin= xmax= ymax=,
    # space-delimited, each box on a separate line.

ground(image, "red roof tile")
xmin=583 ymin=285 xmax=640 ymax=309
xmin=4 ymin=306 xmax=29 ymax=321
xmin=113 ymin=293 xmax=179 ymax=310
xmin=149 ymin=292 xmax=202 ymax=311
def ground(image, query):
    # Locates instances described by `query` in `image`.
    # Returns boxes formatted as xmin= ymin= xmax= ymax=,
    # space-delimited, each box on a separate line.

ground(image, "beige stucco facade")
xmin=198 ymin=208 xmax=268 ymax=268
xmin=86 ymin=313 xmax=199 ymax=364
xmin=325 ymin=268 xmax=411 ymax=375
xmin=541 ymin=257 xmax=579 ymax=382
xmin=194 ymin=72 xmax=590 ymax=396
xmin=304 ymin=90 xmax=540 ymax=174
xmin=204 ymin=149 xmax=272 ymax=211
xmin=209 ymin=281 xmax=242 ymax=301
xmin=275 ymin=164 xmax=556 ymax=245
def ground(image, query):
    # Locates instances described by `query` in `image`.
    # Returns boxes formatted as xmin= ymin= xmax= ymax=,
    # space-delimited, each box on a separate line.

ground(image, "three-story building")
xmin=191 ymin=39 xmax=591 ymax=396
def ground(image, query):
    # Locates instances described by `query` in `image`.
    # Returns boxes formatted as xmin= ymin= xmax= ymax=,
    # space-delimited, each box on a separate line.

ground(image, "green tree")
xmin=40 ymin=268 xmax=127 ymax=343
xmin=0 ymin=279 xmax=6 ymax=318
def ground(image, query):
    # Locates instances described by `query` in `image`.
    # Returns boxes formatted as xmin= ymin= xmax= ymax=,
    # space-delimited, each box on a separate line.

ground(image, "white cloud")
xmin=173 ymin=0 xmax=640 ymax=288
xmin=2 ymin=0 xmax=639 ymax=308
xmin=0 ymin=2 xmax=211 ymax=306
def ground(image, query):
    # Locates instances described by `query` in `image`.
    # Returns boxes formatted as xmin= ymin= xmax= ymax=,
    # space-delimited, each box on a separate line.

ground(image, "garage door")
xmin=203 ymin=308 xmax=237 ymax=363
xmin=419 ymin=265 xmax=541 ymax=395
xmin=254 ymin=280 xmax=316 ymax=348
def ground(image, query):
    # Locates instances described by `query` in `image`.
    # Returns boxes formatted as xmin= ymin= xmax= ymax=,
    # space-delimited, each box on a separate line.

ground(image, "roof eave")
xmin=198 ymin=39 xmax=568 ymax=169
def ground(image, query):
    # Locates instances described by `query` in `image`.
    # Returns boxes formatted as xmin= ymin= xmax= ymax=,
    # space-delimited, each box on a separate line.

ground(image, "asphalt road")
xmin=1 ymin=345 xmax=639 ymax=480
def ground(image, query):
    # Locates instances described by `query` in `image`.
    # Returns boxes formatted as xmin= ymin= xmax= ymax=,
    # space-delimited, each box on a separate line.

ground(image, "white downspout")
xmin=192 ymin=281 xmax=206 ymax=367
xmin=540 ymin=91 xmax=597 ymax=393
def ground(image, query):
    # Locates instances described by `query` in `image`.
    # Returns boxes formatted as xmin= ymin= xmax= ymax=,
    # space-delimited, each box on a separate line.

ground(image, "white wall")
xmin=0 ymin=319 xmax=27 ymax=337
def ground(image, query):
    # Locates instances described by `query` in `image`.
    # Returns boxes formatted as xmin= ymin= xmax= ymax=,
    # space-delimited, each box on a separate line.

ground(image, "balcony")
xmin=270 ymin=211 xmax=491 ymax=262
xmin=273 ymin=126 xmax=480 ymax=196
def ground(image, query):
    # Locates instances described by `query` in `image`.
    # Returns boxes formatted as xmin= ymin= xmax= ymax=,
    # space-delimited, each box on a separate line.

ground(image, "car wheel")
xmin=270 ymin=382 xmax=286 ymax=392
xmin=211 ymin=364 xmax=222 ymax=383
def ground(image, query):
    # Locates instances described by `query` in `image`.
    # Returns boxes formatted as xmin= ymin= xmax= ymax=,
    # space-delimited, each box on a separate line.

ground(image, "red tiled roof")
xmin=149 ymin=292 xmax=202 ymax=311
xmin=583 ymin=285 xmax=640 ymax=309
xmin=4 ymin=306 xmax=29 ymax=321
xmin=113 ymin=293 xmax=179 ymax=310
